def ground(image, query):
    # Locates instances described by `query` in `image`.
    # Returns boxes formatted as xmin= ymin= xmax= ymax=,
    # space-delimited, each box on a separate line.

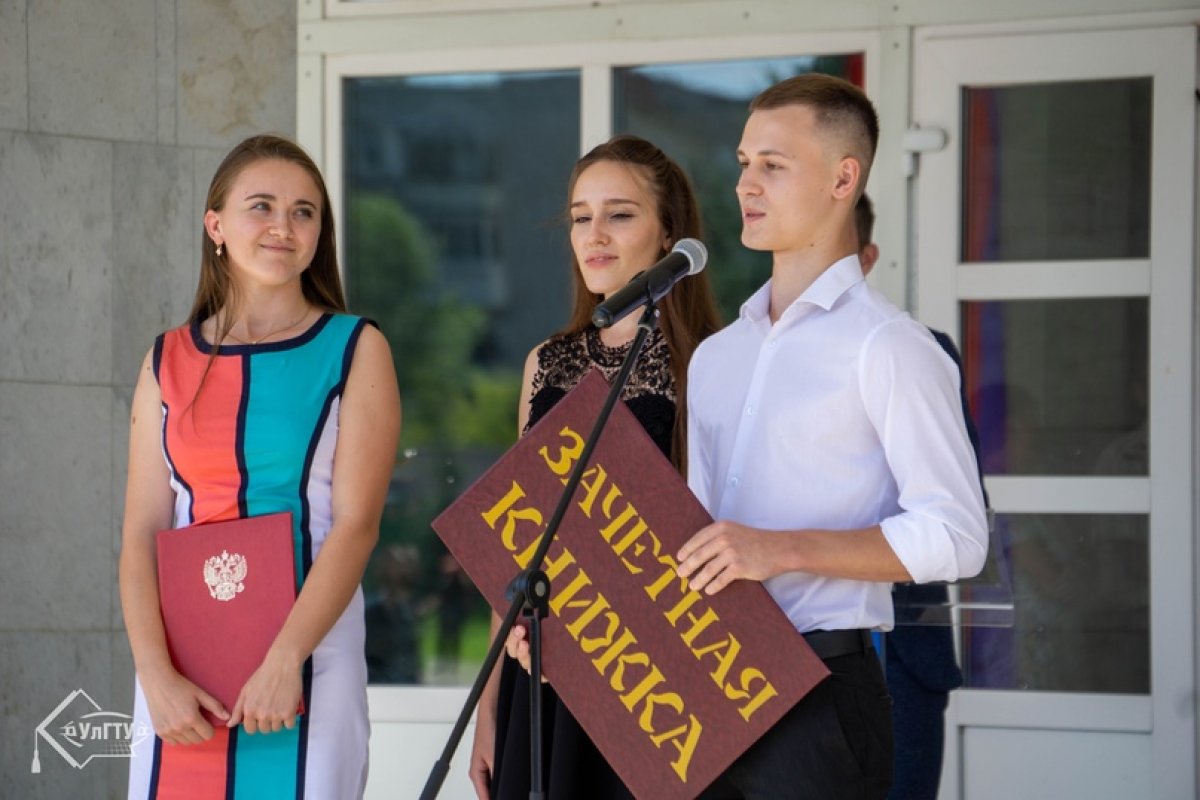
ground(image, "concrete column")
xmin=0 ymin=1 xmax=296 ymax=796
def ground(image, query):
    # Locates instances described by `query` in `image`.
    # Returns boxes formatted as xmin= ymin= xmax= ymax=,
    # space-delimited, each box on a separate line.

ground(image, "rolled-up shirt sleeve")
xmin=859 ymin=319 xmax=989 ymax=583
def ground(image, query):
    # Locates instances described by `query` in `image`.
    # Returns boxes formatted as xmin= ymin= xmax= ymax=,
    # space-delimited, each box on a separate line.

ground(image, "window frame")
xmin=319 ymin=31 xmax=883 ymax=276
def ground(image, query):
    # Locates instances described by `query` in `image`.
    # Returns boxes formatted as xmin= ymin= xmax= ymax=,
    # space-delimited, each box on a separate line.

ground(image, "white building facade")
xmin=296 ymin=2 xmax=1198 ymax=798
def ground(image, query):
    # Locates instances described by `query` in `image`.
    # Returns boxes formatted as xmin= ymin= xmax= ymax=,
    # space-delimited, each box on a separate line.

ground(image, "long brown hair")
xmin=189 ymin=133 xmax=347 ymax=333
xmin=560 ymin=135 xmax=721 ymax=472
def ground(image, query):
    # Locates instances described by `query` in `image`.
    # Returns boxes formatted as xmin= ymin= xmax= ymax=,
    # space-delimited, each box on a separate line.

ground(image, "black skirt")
xmin=491 ymin=652 xmax=636 ymax=800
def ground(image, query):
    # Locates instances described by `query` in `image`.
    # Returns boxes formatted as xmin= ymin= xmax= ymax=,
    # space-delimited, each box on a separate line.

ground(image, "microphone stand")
xmin=420 ymin=302 xmax=661 ymax=800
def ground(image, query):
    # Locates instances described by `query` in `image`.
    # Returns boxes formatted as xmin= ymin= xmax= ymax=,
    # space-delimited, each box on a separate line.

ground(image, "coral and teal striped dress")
xmin=128 ymin=313 xmax=372 ymax=800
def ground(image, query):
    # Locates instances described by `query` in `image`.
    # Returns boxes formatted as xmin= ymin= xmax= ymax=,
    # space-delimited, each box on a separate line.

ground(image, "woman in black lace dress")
xmin=468 ymin=135 xmax=721 ymax=799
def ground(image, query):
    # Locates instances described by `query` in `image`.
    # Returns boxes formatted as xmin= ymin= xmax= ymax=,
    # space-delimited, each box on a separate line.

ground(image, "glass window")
xmin=961 ymin=78 xmax=1151 ymax=262
xmin=962 ymin=513 xmax=1149 ymax=694
xmin=614 ymin=54 xmax=864 ymax=322
xmin=345 ymin=53 xmax=868 ymax=685
xmin=961 ymin=298 xmax=1148 ymax=476
xmin=343 ymin=70 xmax=580 ymax=684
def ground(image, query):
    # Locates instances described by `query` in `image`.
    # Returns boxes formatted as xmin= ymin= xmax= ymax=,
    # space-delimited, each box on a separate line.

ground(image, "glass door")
xmin=914 ymin=25 xmax=1195 ymax=800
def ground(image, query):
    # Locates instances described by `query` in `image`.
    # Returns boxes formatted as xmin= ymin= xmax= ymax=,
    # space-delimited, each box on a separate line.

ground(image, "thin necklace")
xmin=222 ymin=306 xmax=312 ymax=345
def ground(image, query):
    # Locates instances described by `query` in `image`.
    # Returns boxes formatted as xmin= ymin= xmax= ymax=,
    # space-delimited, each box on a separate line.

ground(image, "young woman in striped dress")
xmin=119 ymin=134 xmax=401 ymax=799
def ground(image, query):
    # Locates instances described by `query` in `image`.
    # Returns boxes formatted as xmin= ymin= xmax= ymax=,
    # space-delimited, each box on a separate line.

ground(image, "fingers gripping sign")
xmin=504 ymin=620 xmax=549 ymax=683
xmin=676 ymin=521 xmax=782 ymax=595
xmin=505 ymin=624 xmax=532 ymax=672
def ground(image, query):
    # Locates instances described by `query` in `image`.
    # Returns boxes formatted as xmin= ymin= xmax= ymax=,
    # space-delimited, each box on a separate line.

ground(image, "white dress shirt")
xmin=687 ymin=255 xmax=988 ymax=633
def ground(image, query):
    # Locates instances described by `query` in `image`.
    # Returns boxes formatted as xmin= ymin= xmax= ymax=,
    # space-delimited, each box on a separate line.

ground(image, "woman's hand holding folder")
xmin=139 ymin=662 xmax=230 ymax=745
xmin=226 ymin=646 xmax=303 ymax=734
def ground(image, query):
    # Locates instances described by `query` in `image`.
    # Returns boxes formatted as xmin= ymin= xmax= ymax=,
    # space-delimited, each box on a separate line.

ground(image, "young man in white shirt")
xmin=678 ymin=74 xmax=988 ymax=799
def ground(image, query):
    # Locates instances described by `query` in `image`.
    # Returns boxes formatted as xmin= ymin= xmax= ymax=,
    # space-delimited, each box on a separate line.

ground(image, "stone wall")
xmin=0 ymin=1 xmax=296 ymax=796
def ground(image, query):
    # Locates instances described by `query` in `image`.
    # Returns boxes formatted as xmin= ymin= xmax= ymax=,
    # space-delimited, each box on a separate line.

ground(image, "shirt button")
xmin=746 ymin=405 xmax=755 ymax=415
xmin=729 ymin=477 xmax=740 ymax=488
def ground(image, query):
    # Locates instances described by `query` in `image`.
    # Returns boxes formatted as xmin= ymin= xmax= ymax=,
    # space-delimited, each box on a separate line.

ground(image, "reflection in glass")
xmin=961 ymin=78 xmax=1151 ymax=262
xmin=893 ymin=522 xmax=1016 ymax=629
xmin=961 ymin=298 xmax=1148 ymax=475
xmin=614 ymin=54 xmax=864 ymax=322
xmin=344 ymin=71 xmax=581 ymax=684
xmin=962 ymin=513 xmax=1149 ymax=694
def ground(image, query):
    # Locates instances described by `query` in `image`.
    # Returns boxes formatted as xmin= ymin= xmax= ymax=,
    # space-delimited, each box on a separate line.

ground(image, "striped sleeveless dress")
xmin=128 ymin=313 xmax=372 ymax=800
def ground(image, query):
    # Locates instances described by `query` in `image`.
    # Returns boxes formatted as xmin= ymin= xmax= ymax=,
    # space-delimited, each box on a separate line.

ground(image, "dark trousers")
xmin=885 ymin=648 xmax=950 ymax=800
xmin=697 ymin=649 xmax=894 ymax=800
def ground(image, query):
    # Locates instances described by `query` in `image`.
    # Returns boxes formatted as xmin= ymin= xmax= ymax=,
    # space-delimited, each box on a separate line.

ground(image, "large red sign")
xmin=433 ymin=369 xmax=828 ymax=799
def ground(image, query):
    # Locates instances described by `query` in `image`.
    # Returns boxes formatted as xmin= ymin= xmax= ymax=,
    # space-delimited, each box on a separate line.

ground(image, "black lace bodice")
xmin=525 ymin=327 xmax=676 ymax=458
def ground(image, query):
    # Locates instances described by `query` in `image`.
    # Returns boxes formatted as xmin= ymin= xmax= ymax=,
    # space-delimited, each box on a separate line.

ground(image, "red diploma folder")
xmin=156 ymin=512 xmax=300 ymax=722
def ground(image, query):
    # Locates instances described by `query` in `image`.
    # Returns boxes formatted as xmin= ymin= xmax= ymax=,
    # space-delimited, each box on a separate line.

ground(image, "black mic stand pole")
xmin=420 ymin=302 xmax=661 ymax=800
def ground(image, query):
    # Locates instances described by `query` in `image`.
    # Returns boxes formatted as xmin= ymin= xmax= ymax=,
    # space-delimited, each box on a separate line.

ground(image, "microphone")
xmin=591 ymin=238 xmax=708 ymax=329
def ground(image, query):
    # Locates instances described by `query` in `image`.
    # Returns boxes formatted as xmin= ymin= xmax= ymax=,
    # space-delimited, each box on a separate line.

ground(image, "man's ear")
xmin=859 ymin=243 xmax=880 ymax=275
xmin=832 ymin=157 xmax=860 ymax=201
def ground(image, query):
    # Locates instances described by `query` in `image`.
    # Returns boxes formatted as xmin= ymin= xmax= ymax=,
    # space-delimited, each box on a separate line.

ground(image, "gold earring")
xmin=216 ymin=243 xmax=224 ymax=256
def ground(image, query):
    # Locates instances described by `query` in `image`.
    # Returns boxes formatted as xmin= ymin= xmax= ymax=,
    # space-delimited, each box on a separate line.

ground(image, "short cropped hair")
xmin=854 ymin=193 xmax=875 ymax=247
xmin=750 ymin=74 xmax=879 ymax=197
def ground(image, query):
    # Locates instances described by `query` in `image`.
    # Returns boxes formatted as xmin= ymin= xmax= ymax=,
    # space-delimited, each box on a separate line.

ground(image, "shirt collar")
xmin=738 ymin=254 xmax=865 ymax=324
xmin=739 ymin=281 xmax=773 ymax=324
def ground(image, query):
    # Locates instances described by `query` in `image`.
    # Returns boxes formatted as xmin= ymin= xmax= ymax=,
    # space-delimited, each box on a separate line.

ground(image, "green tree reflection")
xmin=346 ymin=193 xmax=516 ymax=681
